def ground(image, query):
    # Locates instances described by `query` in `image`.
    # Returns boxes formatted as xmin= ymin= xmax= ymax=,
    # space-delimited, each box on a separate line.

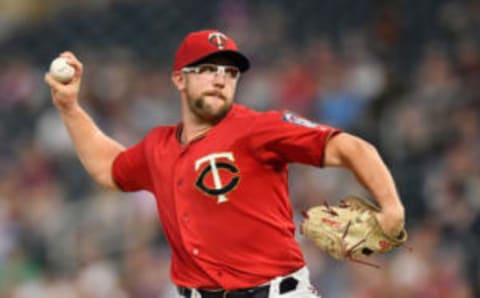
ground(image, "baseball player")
xmin=44 ymin=30 xmax=405 ymax=298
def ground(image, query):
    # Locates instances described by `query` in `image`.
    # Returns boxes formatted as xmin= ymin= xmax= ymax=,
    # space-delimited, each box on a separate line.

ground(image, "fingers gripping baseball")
xmin=44 ymin=51 xmax=84 ymax=111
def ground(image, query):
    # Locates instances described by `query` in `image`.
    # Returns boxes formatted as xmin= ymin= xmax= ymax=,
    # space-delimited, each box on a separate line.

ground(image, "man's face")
xmin=182 ymin=56 xmax=240 ymax=123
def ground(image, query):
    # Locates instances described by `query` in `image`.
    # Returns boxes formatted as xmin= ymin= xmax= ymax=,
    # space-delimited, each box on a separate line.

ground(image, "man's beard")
xmin=186 ymin=91 xmax=232 ymax=123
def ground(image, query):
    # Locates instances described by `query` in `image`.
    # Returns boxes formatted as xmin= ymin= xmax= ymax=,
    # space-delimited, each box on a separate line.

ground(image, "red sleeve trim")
xmin=319 ymin=130 xmax=343 ymax=167
xmin=111 ymin=152 xmax=127 ymax=191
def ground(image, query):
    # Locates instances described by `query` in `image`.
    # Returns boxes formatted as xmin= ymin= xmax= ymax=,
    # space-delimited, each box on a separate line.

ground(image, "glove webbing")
xmin=321 ymin=200 xmax=381 ymax=268
xmin=341 ymin=220 xmax=380 ymax=268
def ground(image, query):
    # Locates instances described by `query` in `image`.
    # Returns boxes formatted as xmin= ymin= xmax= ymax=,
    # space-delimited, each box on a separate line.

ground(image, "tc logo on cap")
xmin=173 ymin=30 xmax=250 ymax=72
xmin=208 ymin=32 xmax=227 ymax=49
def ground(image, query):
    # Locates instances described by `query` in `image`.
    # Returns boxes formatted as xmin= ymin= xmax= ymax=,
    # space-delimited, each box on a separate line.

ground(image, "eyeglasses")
xmin=182 ymin=64 xmax=241 ymax=80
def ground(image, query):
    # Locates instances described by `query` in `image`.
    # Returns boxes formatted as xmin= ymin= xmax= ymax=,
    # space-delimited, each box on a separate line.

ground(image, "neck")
xmin=180 ymin=121 xmax=212 ymax=144
xmin=180 ymin=100 xmax=214 ymax=144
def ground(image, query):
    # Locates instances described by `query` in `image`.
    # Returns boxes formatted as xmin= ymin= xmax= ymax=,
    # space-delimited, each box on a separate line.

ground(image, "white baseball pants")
xmin=178 ymin=266 xmax=321 ymax=298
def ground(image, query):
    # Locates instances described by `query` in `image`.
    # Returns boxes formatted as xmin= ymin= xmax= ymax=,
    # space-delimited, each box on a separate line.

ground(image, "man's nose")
xmin=212 ymin=71 xmax=226 ymax=86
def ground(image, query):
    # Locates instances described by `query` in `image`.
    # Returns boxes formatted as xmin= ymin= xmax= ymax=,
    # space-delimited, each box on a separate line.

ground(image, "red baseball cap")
xmin=173 ymin=30 xmax=250 ymax=72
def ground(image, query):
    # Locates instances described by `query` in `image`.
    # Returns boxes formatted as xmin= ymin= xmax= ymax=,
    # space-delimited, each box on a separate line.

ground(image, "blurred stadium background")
xmin=1 ymin=0 xmax=479 ymax=297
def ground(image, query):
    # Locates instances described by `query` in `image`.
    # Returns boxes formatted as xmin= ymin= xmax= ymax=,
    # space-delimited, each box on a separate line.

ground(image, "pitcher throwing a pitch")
xmin=45 ymin=30 xmax=405 ymax=298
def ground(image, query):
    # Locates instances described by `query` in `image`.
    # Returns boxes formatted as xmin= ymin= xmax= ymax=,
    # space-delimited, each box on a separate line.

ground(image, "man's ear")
xmin=171 ymin=71 xmax=186 ymax=91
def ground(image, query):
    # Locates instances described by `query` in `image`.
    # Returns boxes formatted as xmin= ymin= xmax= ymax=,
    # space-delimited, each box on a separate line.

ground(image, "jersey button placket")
xmin=173 ymin=151 xmax=194 ymax=260
xmin=174 ymin=147 xmax=201 ymax=262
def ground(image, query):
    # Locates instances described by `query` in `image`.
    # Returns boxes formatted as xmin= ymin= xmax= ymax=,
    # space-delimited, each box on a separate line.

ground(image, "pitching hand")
xmin=44 ymin=51 xmax=84 ymax=111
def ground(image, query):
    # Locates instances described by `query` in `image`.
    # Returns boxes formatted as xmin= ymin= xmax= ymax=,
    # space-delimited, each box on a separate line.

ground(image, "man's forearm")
xmin=44 ymin=52 xmax=124 ymax=190
xmin=346 ymin=139 xmax=403 ymax=214
xmin=59 ymin=104 xmax=124 ymax=190
xmin=349 ymin=143 xmax=405 ymax=236
xmin=325 ymin=133 xmax=405 ymax=235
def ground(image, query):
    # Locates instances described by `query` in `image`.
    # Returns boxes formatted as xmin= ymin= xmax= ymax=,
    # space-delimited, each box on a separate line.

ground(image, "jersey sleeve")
xmin=249 ymin=111 xmax=342 ymax=167
xmin=112 ymin=138 xmax=153 ymax=192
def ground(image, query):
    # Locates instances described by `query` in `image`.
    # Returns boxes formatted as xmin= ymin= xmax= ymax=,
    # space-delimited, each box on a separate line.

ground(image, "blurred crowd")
xmin=1 ymin=0 xmax=480 ymax=297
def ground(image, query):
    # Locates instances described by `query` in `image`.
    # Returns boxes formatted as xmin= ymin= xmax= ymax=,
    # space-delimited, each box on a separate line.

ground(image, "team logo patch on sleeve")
xmin=282 ymin=111 xmax=318 ymax=128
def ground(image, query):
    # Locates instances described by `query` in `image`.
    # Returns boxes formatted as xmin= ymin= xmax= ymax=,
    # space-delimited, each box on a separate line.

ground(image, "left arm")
xmin=324 ymin=132 xmax=405 ymax=237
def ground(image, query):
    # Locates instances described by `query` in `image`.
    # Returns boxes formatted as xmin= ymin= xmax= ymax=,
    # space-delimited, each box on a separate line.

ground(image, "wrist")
xmin=385 ymin=203 xmax=405 ymax=218
xmin=382 ymin=206 xmax=405 ymax=233
xmin=377 ymin=195 xmax=405 ymax=220
xmin=56 ymin=101 xmax=82 ymax=116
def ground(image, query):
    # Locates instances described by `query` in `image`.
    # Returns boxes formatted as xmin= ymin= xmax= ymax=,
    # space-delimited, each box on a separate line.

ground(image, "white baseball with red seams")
xmin=49 ymin=57 xmax=75 ymax=83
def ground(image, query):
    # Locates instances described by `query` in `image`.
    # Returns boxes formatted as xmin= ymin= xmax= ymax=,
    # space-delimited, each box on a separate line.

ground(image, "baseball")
xmin=49 ymin=57 xmax=75 ymax=83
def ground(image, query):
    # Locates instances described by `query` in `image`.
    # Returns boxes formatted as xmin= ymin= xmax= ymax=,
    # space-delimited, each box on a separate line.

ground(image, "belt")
xmin=178 ymin=276 xmax=298 ymax=298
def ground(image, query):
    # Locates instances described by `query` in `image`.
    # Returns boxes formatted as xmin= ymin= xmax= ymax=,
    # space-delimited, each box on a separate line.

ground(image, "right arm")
xmin=44 ymin=51 xmax=124 ymax=190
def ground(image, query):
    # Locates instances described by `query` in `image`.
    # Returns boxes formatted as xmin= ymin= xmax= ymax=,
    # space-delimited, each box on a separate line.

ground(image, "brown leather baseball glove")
xmin=301 ymin=196 xmax=407 ymax=267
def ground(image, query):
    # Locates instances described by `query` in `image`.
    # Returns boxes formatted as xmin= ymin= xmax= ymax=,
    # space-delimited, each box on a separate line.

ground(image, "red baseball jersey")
xmin=112 ymin=104 xmax=341 ymax=290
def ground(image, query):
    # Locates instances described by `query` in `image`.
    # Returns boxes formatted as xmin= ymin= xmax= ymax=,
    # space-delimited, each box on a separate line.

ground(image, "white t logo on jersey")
xmin=194 ymin=152 xmax=239 ymax=204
